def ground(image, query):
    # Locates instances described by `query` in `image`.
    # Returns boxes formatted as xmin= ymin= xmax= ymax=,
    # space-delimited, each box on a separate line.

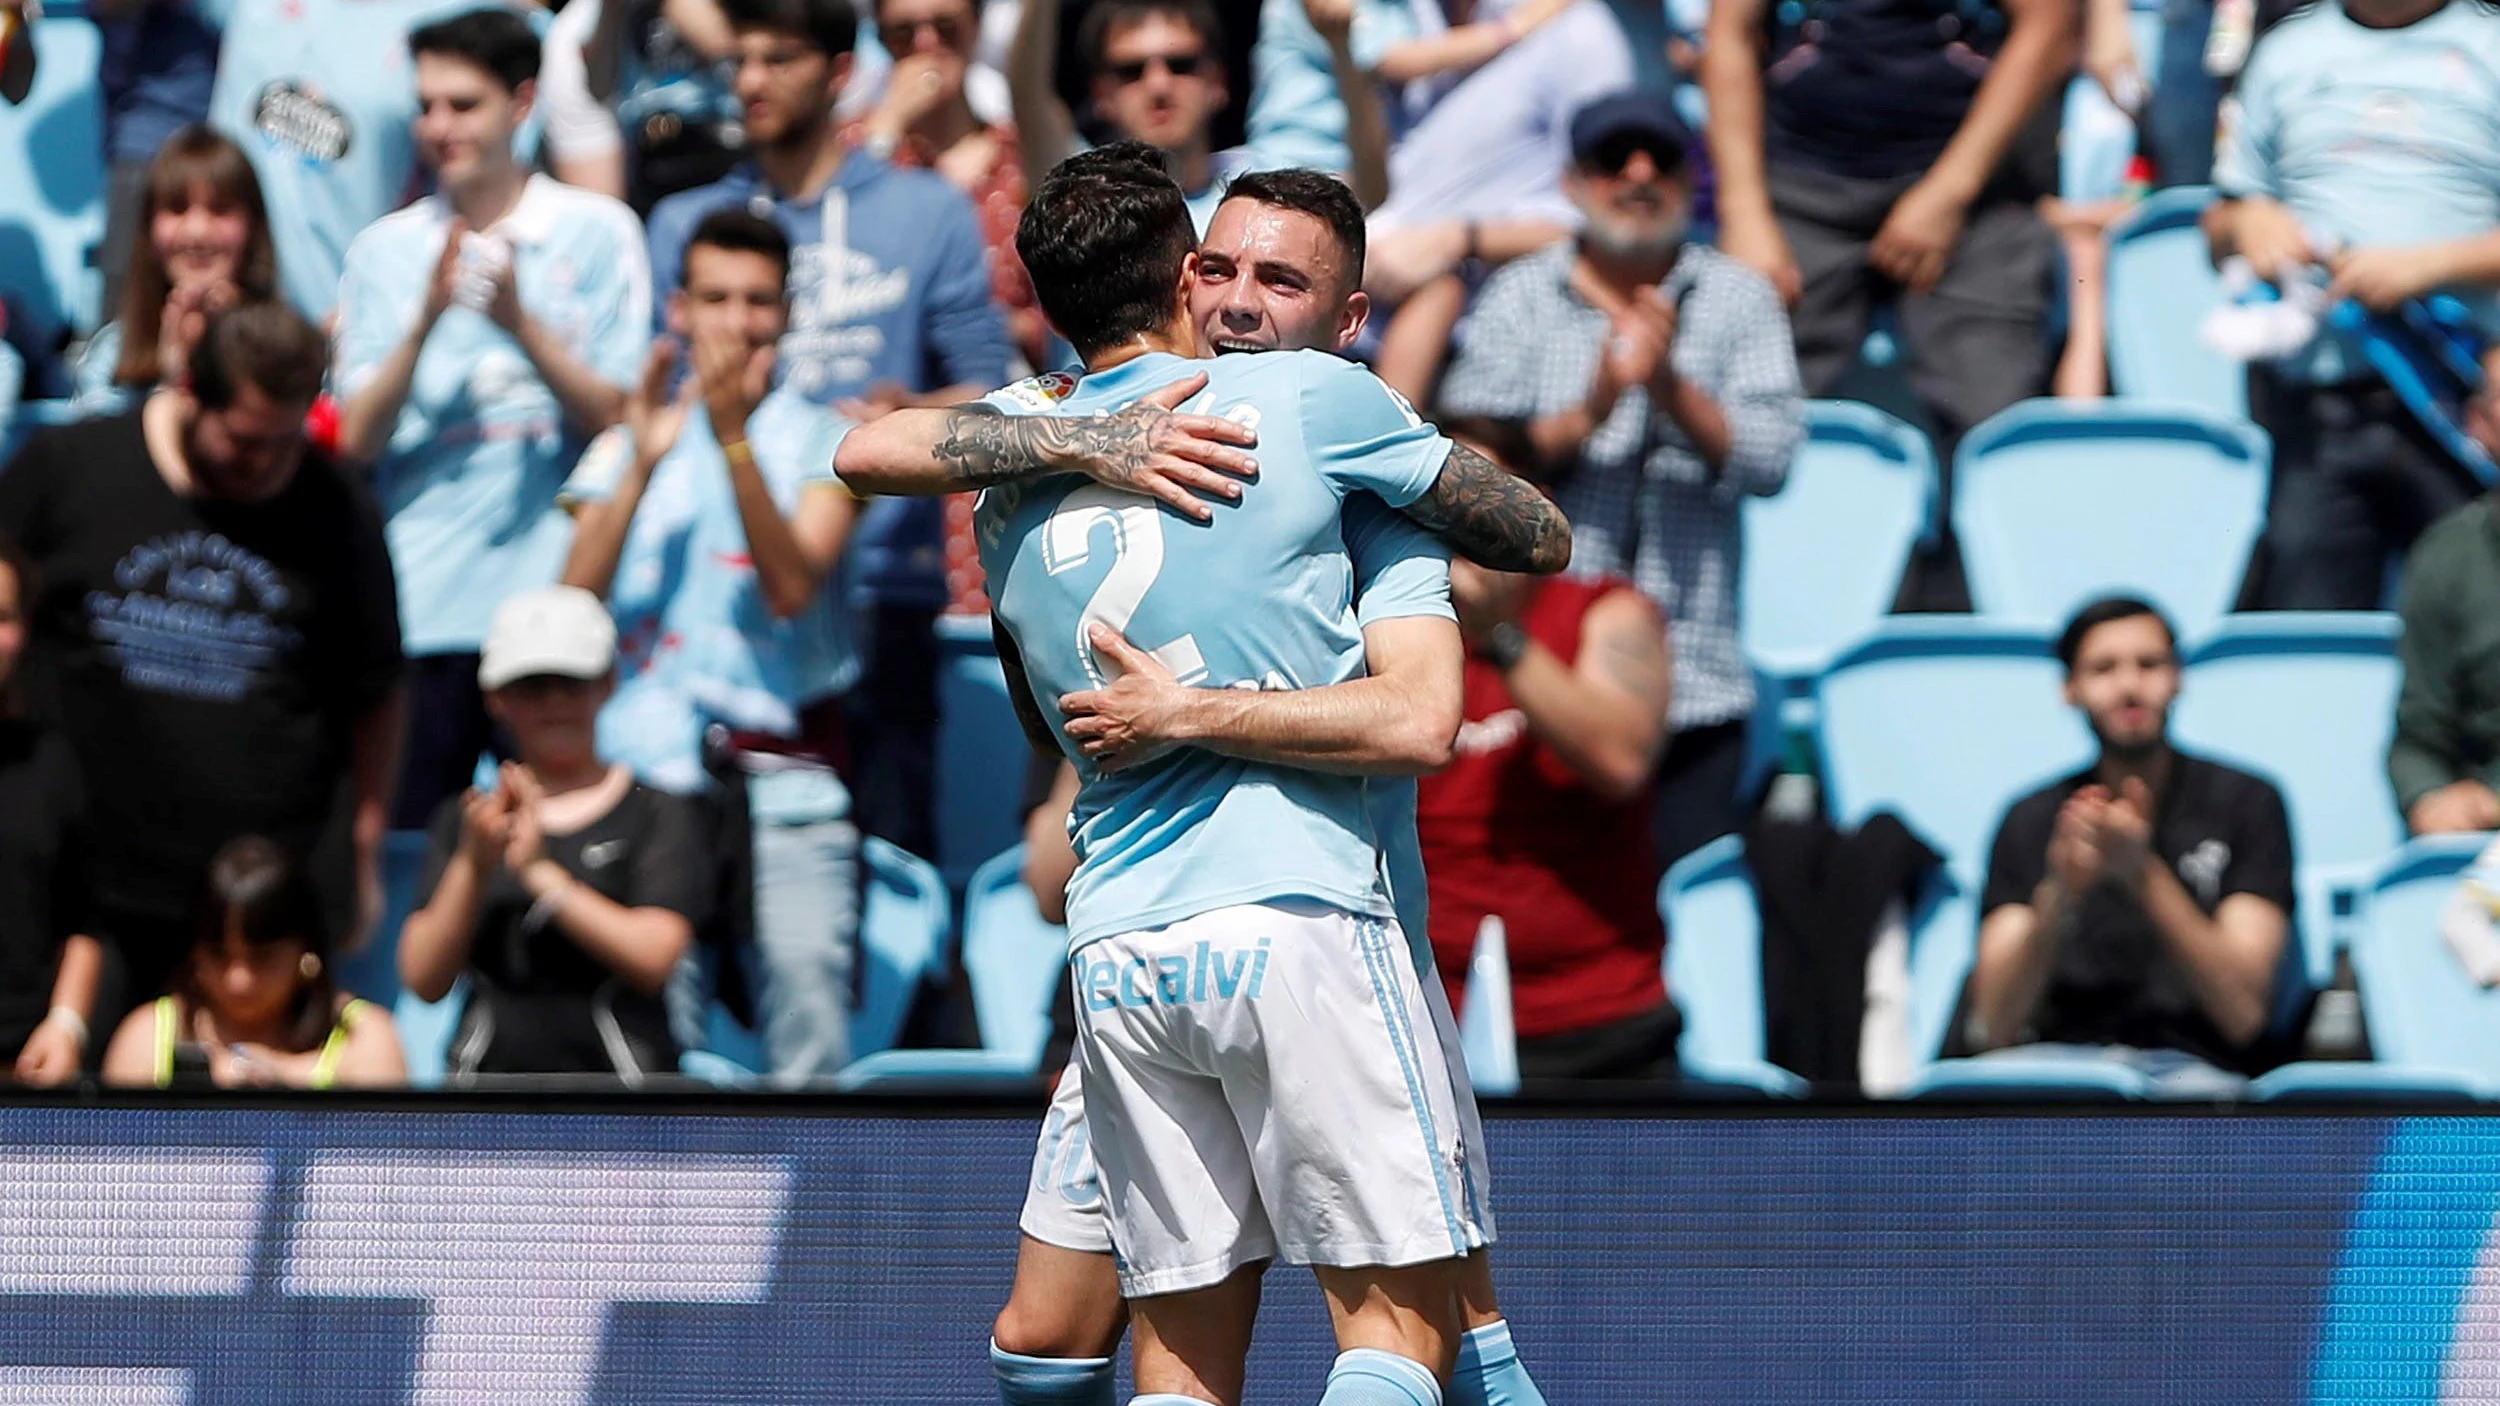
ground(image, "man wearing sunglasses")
xmin=1008 ymin=0 xmax=1386 ymax=234
xmin=1440 ymin=90 xmax=1805 ymax=871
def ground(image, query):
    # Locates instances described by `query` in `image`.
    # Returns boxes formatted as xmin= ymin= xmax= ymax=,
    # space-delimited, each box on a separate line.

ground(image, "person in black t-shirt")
xmin=0 ymin=304 xmax=406 ymax=1030
xmin=1968 ymin=597 xmax=2295 ymax=1089
xmin=399 ymin=587 xmax=710 ymax=1082
xmin=0 ymin=536 xmax=104 ymax=1086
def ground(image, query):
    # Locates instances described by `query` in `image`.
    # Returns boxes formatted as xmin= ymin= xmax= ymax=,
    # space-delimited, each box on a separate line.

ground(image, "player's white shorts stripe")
xmin=1075 ymin=900 xmax=1484 ymax=1296
xmin=1356 ymin=913 xmax=1465 ymax=1251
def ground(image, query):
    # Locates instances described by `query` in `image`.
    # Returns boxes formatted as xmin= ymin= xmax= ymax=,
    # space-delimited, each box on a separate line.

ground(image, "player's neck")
xmin=447 ymin=162 xmax=529 ymax=230
xmin=1083 ymin=321 xmax=1204 ymax=373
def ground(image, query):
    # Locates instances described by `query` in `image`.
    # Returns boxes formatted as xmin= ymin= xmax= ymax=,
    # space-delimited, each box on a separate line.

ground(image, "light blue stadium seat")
xmin=335 ymin=830 xmax=430 ymax=1014
xmin=1906 ymin=1053 xmax=2151 ymax=1100
xmin=1657 ymin=837 xmax=1813 ymax=1096
xmin=2247 ymin=1061 xmax=2489 ymax=1103
xmin=393 ymin=979 xmax=468 ymax=1090
xmin=334 ymin=828 xmax=466 ymax=1088
xmin=2106 ymin=187 xmax=2245 ymax=420
xmin=1955 ymin=400 xmax=2269 ymax=646
xmin=1667 ymin=835 xmax=1975 ymax=1095
xmin=850 ymin=837 xmax=953 ymax=1061
xmin=2170 ymin=613 xmax=2404 ymax=986
xmin=960 ymin=843 xmax=1067 ymax=1071
xmin=0 ymin=16 xmax=106 ymax=343
xmin=1740 ymin=401 xmax=1937 ymax=682
xmin=936 ymin=614 xmax=1031 ymax=888
xmin=1815 ymin=618 xmax=2091 ymax=882
xmin=2347 ymin=835 xmax=2500 ymax=1084
xmin=830 ymin=1047 xmax=1040 ymax=1090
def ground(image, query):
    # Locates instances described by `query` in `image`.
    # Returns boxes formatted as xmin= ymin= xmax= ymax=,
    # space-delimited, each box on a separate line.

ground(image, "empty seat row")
xmin=1745 ymin=395 xmax=2274 ymax=693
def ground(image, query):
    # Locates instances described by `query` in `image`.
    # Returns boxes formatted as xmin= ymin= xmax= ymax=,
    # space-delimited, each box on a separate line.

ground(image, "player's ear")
xmin=1175 ymin=251 xmax=1200 ymax=309
xmin=1335 ymin=290 xmax=1370 ymax=352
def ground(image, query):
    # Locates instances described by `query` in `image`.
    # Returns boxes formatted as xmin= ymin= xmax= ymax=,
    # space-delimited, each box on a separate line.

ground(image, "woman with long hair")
xmin=100 ymin=836 xmax=405 ymax=1088
xmin=70 ymin=125 xmax=279 ymax=416
xmin=0 ymin=535 xmax=102 ymax=1087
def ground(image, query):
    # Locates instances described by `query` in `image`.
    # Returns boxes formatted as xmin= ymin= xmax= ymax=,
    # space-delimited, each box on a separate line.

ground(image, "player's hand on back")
xmin=1059 ymin=624 xmax=1192 ymax=772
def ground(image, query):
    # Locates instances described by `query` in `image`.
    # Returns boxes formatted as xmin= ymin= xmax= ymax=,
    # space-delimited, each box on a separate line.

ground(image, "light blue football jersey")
xmin=1341 ymin=495 xmax=1448 ymax=964
xmin=971 ymin=349 xmax=1454 ymax=950
xmin=333 ymin=175 xmax=651 ymax=656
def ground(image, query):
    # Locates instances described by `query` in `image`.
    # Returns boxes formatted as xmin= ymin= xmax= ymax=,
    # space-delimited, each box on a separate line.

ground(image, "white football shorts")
xmin=1046 ymin=899 xmax=1491 ymax=1298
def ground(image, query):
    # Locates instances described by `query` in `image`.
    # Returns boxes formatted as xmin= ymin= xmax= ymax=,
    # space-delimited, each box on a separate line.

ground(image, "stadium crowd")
xmin=0 ymin=0 xmax=2494 ymax=1096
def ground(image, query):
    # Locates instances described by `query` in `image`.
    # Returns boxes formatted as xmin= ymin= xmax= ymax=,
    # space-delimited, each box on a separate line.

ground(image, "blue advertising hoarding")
xmin=0 ymin=1101 xmax=2489 ymax=1403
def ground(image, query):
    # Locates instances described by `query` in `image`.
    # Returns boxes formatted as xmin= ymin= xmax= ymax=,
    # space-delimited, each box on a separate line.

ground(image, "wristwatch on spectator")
xmin=1479 ymin=620 xmax=1530 ymax=671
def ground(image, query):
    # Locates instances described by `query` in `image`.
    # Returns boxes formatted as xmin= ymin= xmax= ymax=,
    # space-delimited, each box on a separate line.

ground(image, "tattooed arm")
xmin=1398 ymin=441 xmax=1575 ymax=575
xmin=832 ymin=371 xmax=1260 ymax=522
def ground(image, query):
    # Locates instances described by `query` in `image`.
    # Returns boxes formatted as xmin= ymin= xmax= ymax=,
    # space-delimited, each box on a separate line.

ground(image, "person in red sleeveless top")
xmin=1421 ymin=417 xmax=1682 ymax=1079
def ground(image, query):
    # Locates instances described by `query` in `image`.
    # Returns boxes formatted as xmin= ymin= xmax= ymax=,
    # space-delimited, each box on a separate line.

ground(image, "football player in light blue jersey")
xmin=839 ymin=149 xmax=1568 ymax=1406
xmin=984 ymin=172 xmax=1547 ymax=1406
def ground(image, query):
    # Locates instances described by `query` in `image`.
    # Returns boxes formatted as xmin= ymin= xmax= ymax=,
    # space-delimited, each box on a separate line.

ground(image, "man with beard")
xmin=982 ymin=166 xmax=1554 ymax=1406
xmin=1965 ymin=597 xmax=2294 ymax=1094
xmin=1438 ymin=90 xmax=1804 ymax=868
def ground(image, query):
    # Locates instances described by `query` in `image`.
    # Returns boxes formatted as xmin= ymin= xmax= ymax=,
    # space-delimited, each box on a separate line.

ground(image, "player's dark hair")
xmin=1220 ymin=168 xmax=1367 ymax=294
xmin=2055 ymin=595 xmax=2177 ymax=675
xmin=181 ymin=835 xmax=341 ymax=1053
xmin=408 ymin=7 xmax=543 ymax=93
xmin=721 ymin=0 xmax=860 ymax=58
xmin=683 ymin=208 xmax=792 ymax=287
xmin=1079 ymin=0 xmax=1222 ymax=70
xmin=189 ymin=301 xmax=327 ymax=412
xmin=1017 ymin=143 xmax=1196 ymax=360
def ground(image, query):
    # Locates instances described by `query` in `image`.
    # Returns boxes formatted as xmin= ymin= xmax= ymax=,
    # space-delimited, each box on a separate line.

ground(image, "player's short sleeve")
xmin=1296 ymin=354 xmax=1452 ymax=509
xmin=978 ymin=370 xmax=1082 ymax=418
xmin=1343 ymin=493 xmax=1452 ymax=626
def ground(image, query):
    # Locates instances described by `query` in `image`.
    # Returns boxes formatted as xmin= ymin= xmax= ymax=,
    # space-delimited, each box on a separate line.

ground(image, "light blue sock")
xmin=1319 ymin=1348 xmax=1442 ymax=1406
xmin=990 ymin=1340 xmax=1116 ymax=1406
xmin=1449 ymin=1321 xmax=1546 ymax=1406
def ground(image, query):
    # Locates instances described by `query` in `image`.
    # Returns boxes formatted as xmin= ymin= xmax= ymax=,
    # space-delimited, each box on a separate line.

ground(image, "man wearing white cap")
xmin=399 ymin=586 xmax=714 ymax=1081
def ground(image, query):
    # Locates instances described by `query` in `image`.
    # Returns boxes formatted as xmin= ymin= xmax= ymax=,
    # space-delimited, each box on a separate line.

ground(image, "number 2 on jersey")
xmin=1042 ymin=485 xmax=1210 ymax=689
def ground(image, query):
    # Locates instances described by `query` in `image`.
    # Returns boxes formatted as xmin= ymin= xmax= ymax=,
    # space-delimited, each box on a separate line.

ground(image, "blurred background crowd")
xmin=0 ymin=0 xmax=2493 ymax=1098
